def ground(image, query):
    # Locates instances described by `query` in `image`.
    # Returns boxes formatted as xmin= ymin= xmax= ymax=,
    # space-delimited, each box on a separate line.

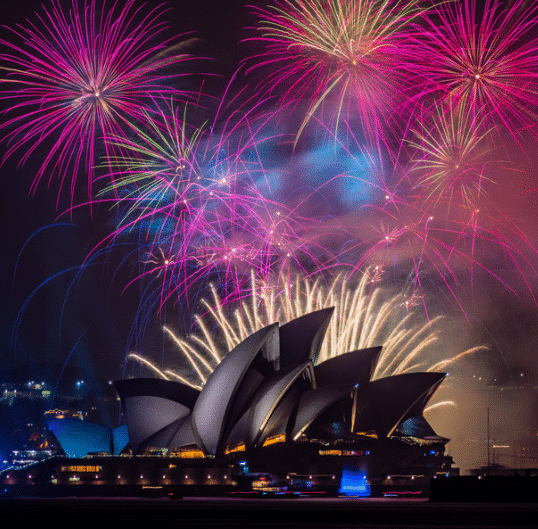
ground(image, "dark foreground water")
xmin=3 ymin=496 xmax=538 ymax=528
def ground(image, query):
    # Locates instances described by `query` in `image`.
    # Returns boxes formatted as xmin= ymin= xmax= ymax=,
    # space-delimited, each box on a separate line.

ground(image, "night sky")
xmin=1 ymin=0 xmax=538 ymax=474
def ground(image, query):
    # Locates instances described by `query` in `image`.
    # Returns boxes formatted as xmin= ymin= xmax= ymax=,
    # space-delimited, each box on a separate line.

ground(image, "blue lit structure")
xmin=47 ymin=419 xmax=128 ymax=458
xmin=339 ymin=467 xmax=371 ymax=497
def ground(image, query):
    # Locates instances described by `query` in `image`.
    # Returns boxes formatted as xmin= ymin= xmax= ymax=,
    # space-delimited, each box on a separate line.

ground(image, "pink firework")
xmin=94 ymin=100 xmax=338 ymax=309
xmin=410 ymin=0 xmax=538 ymax=141
xmin=0 ymin=0 xmax=198 ymax=206
xmin=314 ymin=110 xmax=538 ymax=316
xmin=406 ymin=101 xmax=496 ymax=214
xmin=246 ymin=0 xmax=428 ymax=152
xmin=343 ymin=195 xmax=538 ymax=320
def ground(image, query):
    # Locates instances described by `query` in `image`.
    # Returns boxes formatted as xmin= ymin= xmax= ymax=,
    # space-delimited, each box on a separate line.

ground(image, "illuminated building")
xmin=4 ymin=308 xmax=454 ymax=496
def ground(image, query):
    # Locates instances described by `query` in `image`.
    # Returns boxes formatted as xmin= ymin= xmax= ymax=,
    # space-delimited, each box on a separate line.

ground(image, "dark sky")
xmin=1 ymin=0 xmax=538 ymax=474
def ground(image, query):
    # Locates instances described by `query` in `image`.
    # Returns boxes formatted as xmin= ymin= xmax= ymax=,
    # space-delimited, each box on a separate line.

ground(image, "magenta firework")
xmin=95 ymin=99 xmax=340 ymax=309
xmin=246 ymin=0 xmax=428 ymax=152
xmin=0 ymin=0 xmax=197 ymax=205
xmin=407 ymin=101 xmax=495 ymax=212
xmin=410 ymin=0 xmax=538 ymax=142
xmin=3 ymin=0 xmax=538 ymax=336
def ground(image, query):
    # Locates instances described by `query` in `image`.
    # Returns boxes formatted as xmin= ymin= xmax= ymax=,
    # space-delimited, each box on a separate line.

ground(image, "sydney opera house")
xmin=4 ymin=308 xmax=456 ymax=496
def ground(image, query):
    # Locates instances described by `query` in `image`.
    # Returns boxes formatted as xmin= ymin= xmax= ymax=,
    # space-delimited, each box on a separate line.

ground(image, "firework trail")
xmin=345 ymin=196 xmax=538 ymax=317
xmin=410 ymin=0 xmax=538 ymax=142
xmin=128 ymin=268 xmax=485 ymax=388
xmin=246 ymin=0 xmax=428 ymax=152
xmin=0 ymin=0 xmax=199 ymax=206
xmin=93 ymin=81 xmax=538 ymax=329
xmin=286 ymin=110 xmax=538 ymax=317
xmin=399 ymin=99 xmax=538 ymax=299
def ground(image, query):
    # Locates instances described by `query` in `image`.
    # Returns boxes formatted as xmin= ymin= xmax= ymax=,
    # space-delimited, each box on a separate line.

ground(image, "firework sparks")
xmin=130 ymin=269 xmax=485 ymax=387
xmin=4 ymin=2 xmax=537 ymax=434
xmin=411 ymin=0 xmax=538 ymax=141
xmin=0 ymin=0 xmax=198 ymax=205
xmin=350 ymin=197 xmax=538 ymax=316
xmin=126 ymin=352 xmax=202 ymax=390
xmin=96 ymin=99 xmax=342 ymax=309
xmin=327 ymin=97 xmax=538 ymax=313
xmin=407 ymin=102 xmax=495 ymax=212
xmin=247 ymin=0 xmax=428 ymax=150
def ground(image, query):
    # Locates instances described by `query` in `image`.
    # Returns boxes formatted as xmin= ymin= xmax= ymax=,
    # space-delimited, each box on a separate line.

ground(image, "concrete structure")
xmin=47 ymin=419 xmax=128 ymax=458
xmin=109 ymin=308 xmax=446 ymax=460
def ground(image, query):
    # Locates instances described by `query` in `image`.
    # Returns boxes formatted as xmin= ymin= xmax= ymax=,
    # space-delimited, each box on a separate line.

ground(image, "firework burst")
xmin=247 ymin=0 xmax=428 ymax=150
xmin=129 ymin=269 xmax=484 ymax=388
xmin=407 ymin=102 xmax=496 ymax=212
xmin=411 ymin=0 xmax=538 ymax=141
xmin=96 ymin=100 xmax=339 ymax=309
xmin=0 ymin=0 xmax=198 ymax=205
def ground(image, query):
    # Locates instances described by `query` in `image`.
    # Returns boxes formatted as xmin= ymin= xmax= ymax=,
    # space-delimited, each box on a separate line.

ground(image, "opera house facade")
xmin=8 ymin=308 xmax=456 ymax=496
